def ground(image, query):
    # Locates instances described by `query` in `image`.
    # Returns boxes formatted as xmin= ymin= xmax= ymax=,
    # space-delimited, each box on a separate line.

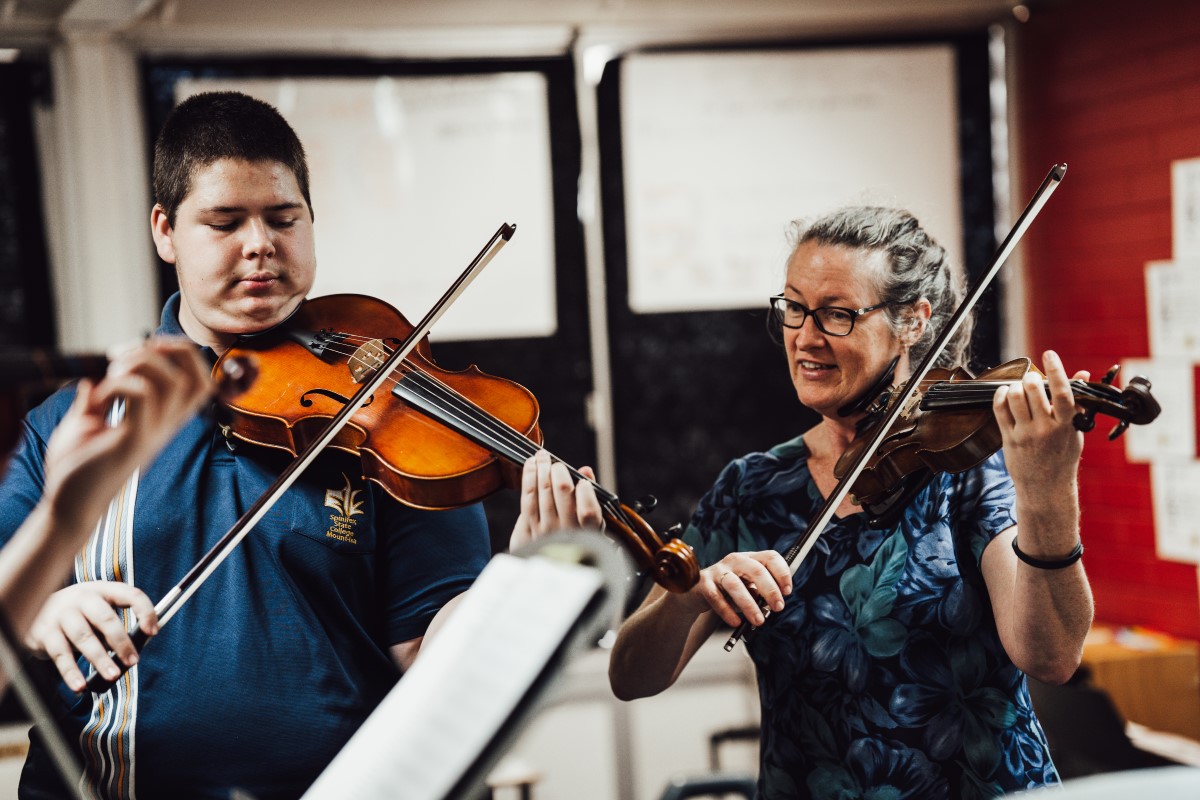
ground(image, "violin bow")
xmin=725 ymin=164 xmax=1067 ymax=651
xmin=85 ymin=223 xmax=516 ymax=693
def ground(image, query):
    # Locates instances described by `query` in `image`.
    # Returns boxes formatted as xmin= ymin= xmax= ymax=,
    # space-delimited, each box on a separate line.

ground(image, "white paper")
xmin=1173 ymin=157 xmax=1200 ymax=259
xmin=302 ymin=554 xmax=603 ymax=800
xmin=1150 ymin=460 xmax=1200 ymax=564
xmin=1121 ymin=358 xmax=1194 ymax=462
xmin=1145 ymin=260 xmax=1200 ymax=358
xmin=176 ymin=75 xmax=558 ymax=341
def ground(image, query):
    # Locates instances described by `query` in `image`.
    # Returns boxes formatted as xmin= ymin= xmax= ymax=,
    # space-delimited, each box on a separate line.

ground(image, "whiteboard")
xmin=175 ymin=74 xmax=557 ymax=341
xmin=621 ymin=45 xmax=963 ymax=313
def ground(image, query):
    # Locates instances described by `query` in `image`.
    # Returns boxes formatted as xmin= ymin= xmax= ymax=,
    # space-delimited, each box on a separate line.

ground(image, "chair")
xmin=657 ymin=774 xmax=757 ymax=800
xmin=655 ymin=723 xmax=759 ymax=800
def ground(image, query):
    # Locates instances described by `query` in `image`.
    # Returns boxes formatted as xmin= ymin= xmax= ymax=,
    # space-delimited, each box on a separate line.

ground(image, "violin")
xmin=214 ymin=293 xmax=700 ymax=594
xmin=836 ymin=358 xmax=1161 ymax=527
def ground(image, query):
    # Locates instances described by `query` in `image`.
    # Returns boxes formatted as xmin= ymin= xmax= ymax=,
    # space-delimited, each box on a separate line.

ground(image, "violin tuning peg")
xmin=633 ymin=495 xmax=658 ymax=515
xmin=1072 ymin=411 xmax=1096 ymax=433
xmin=664 ymin=522 xmax=683 ymax=540
xmin=1101 ymin=364 xmax=1121 ymax=387
xmin=1108 ymin=420 xmax=1130 ymax=441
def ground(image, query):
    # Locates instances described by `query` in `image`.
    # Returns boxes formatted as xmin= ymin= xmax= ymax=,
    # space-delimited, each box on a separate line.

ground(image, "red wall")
xmin=1015 ymin=0 xmax=1200 ymax=639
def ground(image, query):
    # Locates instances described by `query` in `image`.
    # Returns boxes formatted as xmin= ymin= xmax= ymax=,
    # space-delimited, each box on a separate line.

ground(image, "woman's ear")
xmin=902 ymin=298 xmax=933 ymax=345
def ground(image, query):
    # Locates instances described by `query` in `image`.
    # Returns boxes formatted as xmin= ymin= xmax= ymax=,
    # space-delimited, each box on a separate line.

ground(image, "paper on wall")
xmin=1173 ymin=157 xmax=1200 ymax=259
xmin=1145 ymin=260 xmax=1200 ymax=359
xmin=1150 ymin=460 xmax=1200 ymax=564
xmin=1122 ymin=358 xmax=1195 ymax=462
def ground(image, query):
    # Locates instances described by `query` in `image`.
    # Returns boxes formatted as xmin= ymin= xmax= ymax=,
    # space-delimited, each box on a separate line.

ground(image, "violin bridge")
xmin=349 ymin=339 xmax=391 ymax=383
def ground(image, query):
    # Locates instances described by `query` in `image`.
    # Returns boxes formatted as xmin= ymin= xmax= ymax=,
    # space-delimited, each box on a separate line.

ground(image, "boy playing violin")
xmin=0 ymin=90 xmax=594 ymax=800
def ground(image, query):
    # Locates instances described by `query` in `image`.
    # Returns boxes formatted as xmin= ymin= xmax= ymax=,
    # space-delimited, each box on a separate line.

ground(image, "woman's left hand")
xmin=992 ymin=350 xmax=1089 ymax=502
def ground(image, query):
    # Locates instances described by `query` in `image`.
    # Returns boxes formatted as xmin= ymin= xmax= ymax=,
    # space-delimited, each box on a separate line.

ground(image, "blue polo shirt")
xmin=0 ymin=294 xmax=491 ymax=799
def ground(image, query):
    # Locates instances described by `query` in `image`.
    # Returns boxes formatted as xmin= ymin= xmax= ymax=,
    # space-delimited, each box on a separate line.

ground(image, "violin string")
xmin=395 ymin=367 xmax=630 ymax=516
xmin=399 ymin=366 xmax=635 ymax=525
xmin=393 ymin=368 xmax=636 ymax=528
xmin=385 ymin=360 xmax=633 ymax=522
xmin=313 ymin=336 xmax=550 ymax=457
xmin=304 ymin=336 xmax=541 ymax=464
xmin=323 ymin=336 xmax=557 ymax=460
xmin=291 ymin=335 xmax=626 ymax=514
xmin=922 ymin=379 xmax=1108 ymax=404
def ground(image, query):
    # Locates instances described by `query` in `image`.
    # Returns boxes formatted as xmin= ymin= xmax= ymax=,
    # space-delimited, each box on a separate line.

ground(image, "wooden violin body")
xmin=836 ymin=357 xmax=1161 ymax=526
xmin=219 ymin=294 xmax=540 ymax=510
xmin=215 ymin=293 xmax=700 ymax=592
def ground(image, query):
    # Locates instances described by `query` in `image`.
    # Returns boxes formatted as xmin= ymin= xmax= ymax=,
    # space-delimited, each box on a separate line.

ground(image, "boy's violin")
xmin=215 ymin=292 xmax=699 ymax=594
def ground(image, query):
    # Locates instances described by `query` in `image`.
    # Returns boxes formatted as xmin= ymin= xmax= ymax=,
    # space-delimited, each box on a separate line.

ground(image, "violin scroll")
xmin=214 ymin=354 xmax=259 ymax=402
xmin=1069 ymin=364 xmax=1160 ymax=438
xmin=603 ymin=504 xmax=699 ymax=593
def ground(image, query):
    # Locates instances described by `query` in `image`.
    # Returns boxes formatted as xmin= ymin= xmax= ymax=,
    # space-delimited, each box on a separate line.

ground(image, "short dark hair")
xmin=152 ymin=91 xmax=312 ymax=226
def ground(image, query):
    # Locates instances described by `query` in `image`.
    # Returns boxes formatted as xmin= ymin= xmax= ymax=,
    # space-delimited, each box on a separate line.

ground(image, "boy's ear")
xmin=150 ymin=205 xmax=177 ymax=264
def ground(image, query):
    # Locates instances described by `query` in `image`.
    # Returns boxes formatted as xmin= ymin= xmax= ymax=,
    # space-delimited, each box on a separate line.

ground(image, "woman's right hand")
xmin=608 ymin=548 xmax=794 ymax=701
xmin=25 ymin=581 xmax=158 ymax=693
xmin=696 ymin=550 xmax=793 ymax=627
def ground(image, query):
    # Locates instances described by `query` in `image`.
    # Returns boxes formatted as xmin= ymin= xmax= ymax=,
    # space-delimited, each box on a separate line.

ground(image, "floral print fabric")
xmin=684 ymin=436 xmax=1060 ymax=799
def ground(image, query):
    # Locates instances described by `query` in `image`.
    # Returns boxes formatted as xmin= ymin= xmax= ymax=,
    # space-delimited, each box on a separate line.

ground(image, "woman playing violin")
xmin=606 ymin=207 xmax=1094 ymax=799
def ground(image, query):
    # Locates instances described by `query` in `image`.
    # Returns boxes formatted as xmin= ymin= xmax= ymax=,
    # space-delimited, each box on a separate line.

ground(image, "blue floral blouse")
xmin=683 ymin=436 xmax=1060 ymax=799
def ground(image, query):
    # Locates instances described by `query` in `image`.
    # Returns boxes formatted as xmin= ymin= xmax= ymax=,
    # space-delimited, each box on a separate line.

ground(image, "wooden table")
xmin=1081 ymin=627 xmax=1200 ymax=741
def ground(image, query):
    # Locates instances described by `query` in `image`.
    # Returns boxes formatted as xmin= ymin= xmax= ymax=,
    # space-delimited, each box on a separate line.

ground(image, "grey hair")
xmin=787 ymin=206 xmax=972 ymax=369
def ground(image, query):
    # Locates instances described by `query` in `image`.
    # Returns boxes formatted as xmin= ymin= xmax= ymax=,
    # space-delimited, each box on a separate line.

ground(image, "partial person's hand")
xmin=992 ymin=349 xmax=1089 ymax=503
xmin=41 ymin=337 xmax=212 ymax=533
xmin=696 ymin=550 xmax=793 ymax=627
xmin=510 ymin=449 xmax=605 ymax=550
xmin=24 ymin=581 xmax=159 ymax=693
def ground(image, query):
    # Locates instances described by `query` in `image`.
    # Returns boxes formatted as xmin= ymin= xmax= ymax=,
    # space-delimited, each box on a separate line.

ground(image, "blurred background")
xmin=2 ymin=0 xmax=1199 ymax=797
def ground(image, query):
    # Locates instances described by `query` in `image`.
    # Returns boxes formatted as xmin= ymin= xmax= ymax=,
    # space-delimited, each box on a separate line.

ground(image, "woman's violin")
xmin=836 ymin=357 xmax=1161 ymax=527
xmin=214 ymin=293 xmax=700 ymax=594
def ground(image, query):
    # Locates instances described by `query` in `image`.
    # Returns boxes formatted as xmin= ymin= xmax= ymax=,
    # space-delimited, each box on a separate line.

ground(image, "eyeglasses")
xmin=768 ymin=295 xmax=892 ymax=336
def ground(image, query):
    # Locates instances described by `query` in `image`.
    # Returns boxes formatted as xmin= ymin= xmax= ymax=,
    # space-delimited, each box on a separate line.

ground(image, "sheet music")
xmin=1151 ymin=460 xmax=1200 ymax=564
xmin=302 ymin=553 xmax=604 ymax=800
xmin=1145 ymin=260 xmax=1200 ymax=358
xmin=1174 ymin=157 xmax=1200 ymax=259
xmin=1121 ymin=357 xmax=1195 ymax=462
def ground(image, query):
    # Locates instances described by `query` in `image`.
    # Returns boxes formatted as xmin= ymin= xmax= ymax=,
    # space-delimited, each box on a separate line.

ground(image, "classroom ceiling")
xmin=1 ymin=0 xmax=1052 ymax=52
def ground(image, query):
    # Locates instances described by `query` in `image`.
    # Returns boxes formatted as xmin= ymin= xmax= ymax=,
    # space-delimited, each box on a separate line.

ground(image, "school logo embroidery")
xmin=324 ymin=473 xmax=365 ymax=544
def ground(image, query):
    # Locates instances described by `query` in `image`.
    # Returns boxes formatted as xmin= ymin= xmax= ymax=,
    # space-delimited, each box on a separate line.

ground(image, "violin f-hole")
xmin=300 ymin=388 xmax=375 ymax=408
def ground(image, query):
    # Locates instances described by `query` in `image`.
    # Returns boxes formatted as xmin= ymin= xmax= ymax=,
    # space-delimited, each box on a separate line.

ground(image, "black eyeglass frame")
xmin=767 ymin=295 xmax=896 ymax=337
